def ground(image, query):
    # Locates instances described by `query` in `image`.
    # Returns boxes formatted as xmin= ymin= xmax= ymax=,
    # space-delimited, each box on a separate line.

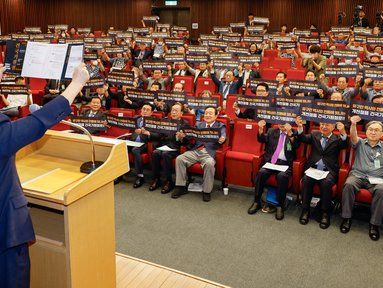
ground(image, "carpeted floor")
xmin=114 ymin=175 xmax=383 ymax=288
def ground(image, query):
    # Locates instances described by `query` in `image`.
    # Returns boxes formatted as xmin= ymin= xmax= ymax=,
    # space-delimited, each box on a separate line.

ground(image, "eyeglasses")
xmin=367 ymin=127 xmax=383 ymax=133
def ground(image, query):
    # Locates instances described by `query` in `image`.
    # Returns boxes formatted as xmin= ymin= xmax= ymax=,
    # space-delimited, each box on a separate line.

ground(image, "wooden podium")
xmin=16 ymin=130 xmax=129 ymax=288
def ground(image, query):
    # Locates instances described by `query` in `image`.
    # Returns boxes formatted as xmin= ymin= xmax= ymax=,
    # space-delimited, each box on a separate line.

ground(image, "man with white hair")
xmin=340 ymin=116 xmax=383 ymax=241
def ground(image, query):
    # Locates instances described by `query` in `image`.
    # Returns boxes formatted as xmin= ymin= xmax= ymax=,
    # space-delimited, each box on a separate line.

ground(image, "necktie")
xmin=223 ymin=83 xmax=231 ymax=100
xmin=136 ymin=119 xmax=143 ymax=142
xmin=207 ymin=124 xmax=211 ymax=128
xmin=271 ymin=132 xmax=286 ymax=164
xmin=138 ymin=51 xmax=144 ymax=60
xmin=316 ymin=136 xmax=329 ymax=170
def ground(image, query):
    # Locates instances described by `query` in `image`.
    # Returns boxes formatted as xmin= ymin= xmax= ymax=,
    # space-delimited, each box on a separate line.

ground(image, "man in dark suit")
xmin=233 ymin=82 xmax=270 ymax=120
xmin=248 ymin=120 xmax=300 ymax=220
xmin=0 ymin=63 xmax=89 ymax=288
xmin=131 ymin=42 xmax=153 ymax=67
xmin=109 ymin=85 xmax=142 ymax=109
xmin=241 ymin=63 xmax=260 ymax=86
xmin=211 ymin=65 xmax=243 ymax=101
xmin=296 ymin=116 xmax=348 ymax=229
xmin=130 ymin=102 xmax=161 ymax=188
xmin=354 ymin=10 xmax=370 ymax=28
xmin=42 ymin=78 xmax=69 ymax=105
xmin=149 ymin=102 xmax=190 ymax=194
xmin=80 ymin=96 xmax=107 ymax=134
xmin=173 ymin=106 xmax=226 ymax=202
xmin=170 ymin=62 xmax=192 ymax=77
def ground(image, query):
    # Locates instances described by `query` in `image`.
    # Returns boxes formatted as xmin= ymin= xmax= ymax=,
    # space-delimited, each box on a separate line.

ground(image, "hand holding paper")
xmin=61 ymin=63 xmax=90 ymax=105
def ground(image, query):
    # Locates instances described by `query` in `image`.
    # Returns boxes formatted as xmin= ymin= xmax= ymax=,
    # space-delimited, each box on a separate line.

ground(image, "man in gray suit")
xmin=172 ymin=106 xmax=226 ymax=202
xmin=139 ymin=69 xmax=172 ymax=90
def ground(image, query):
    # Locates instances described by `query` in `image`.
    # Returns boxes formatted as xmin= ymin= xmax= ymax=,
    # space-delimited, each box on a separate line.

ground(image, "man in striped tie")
xmin=296 ymin=117 xmax=348 ymax=229
xmin=248 ymin=120 xmax=300 ymax=220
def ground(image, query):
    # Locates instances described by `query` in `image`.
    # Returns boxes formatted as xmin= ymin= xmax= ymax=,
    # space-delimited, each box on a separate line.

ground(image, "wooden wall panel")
xmin=1 ymin=0 xmax=382 ymax=35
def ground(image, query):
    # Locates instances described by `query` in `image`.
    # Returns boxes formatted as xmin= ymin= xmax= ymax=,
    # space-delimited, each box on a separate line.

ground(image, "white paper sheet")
xmin=156 ymin=145 xmax=177 ymax=152
xmin=305 ymin=167 xmax=330 ymax=180
xmin=125 ymin=140 xmax=145 ymax=147
xmin=368 ymin=176 xmax=383 ymax=185
xmin=262 ymin=162 xmax=289 ymax=172
xmin=64 ymin=45 xmax=84 ymax=78
xmin=22 ymin=42 xmax=68 ymax=79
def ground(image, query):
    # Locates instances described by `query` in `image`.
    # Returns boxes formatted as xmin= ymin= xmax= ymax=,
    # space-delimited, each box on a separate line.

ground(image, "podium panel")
xmin=16 ymin=130 xmax=129 ymax=288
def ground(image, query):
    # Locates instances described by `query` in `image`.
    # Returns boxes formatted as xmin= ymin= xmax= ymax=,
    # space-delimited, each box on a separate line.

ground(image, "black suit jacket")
xmin=211 ymin=72 xmax=243 ymax=97
xmin=258 ymin=128 xmax=299 ymax=165
xmin=238 ymin=108 xmax=255 ymax=120
xmin=131 ymin=116 xmax=161 ymax=145
xmin=158 ymin=118 xmax=190 ymax=150
xmin=44 ymin=79 xmax=69 ymax=94
xmin=298 ymin=131 xmax=348 ymax=176
xmin=172 ymin=69 xmax=192 ymax=77
xmin=131 ymin=49 xmax=153 ymax=61
xmin=80 ymin=109 xmax=107 ymax=134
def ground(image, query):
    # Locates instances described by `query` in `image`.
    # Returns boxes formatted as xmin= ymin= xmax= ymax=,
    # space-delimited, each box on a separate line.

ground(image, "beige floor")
xmin=116 ymin=253 xmax=230 ymax=288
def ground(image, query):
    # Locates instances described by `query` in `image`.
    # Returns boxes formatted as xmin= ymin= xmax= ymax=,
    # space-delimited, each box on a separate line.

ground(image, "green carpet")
xmin=114 ymin=176 xmax=383 ymax=288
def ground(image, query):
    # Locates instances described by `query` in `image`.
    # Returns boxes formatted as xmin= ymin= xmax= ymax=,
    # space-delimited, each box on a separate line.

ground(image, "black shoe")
xmin=299 ymin=209 xmax=310 ymax=225
xmin=149 ymin=178 xmax=161 ymax=191
xmin=275 ymin=206 xmax=284 ymax=220
xmin=319 ymin=212 xmax=330 ymax=229
xmin=202 ymin=192 xmax=211 ymax=202
xmin=247 ymin=202 xmax=261 ymax=215
xmin=369 ymin=224 xmax=380 ymax=241
xmin=133 ymin=177 xmax=144 ymax=188
xmin=171 ymin=186 xmax=188 ymax=199
xmin=161 ymin=181 xmax=174 ymax=194
xmin=340 ymin=218 xmax=352 ymax=234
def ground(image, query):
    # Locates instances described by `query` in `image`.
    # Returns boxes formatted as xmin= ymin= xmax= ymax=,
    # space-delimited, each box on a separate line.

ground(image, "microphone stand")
xmin=60 ymin=120 xmax=104 ymax=174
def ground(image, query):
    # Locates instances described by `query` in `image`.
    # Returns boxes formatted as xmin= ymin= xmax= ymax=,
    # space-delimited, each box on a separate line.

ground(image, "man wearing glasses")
xmin=340 ymin=116 xmax=383 ymax=241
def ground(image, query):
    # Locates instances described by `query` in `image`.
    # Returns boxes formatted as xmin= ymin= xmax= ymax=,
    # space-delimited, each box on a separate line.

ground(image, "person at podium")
xmin=0 ymin=63 xmax=90 ymax=288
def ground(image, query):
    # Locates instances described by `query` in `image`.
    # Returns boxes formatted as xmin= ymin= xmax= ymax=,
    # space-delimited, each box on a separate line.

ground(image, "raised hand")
xmin=350 ymin=115 xmax=361 ymax=125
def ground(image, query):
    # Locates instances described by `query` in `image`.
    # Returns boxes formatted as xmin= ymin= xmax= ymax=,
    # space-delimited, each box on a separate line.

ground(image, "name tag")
xmin=374 ymin=159 xmax=381 ymax=169
xmin=286 ymin=142 xmax=292 ymax=151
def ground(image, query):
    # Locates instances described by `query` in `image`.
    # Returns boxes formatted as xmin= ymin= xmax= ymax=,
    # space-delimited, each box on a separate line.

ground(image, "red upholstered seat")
xmin=260 ymin=68 xmax=279 ymax=81
xmin=195 ymin=77 xmax=217 ymax=95
xmin=224 ymin=95 xmax=238 ymax=120
xmin=286 ymin=69 xmax=306 ymax=80
xmin=272 ymin=58 xmax=292 ymax=73
xmin=173 ymin=75 xmax=194 ymax=93
xmin=355 ymin=189 xmax=373 ymax=204
xmin=224 ymin=119 xmax=264 ymax=187
xmin=28 ymin=78 xmax=47 ymax=105
xmin=181 ymin=113 xmax=196 ymax=126
xmin=102 ymin=108 xmax=135 ymax=138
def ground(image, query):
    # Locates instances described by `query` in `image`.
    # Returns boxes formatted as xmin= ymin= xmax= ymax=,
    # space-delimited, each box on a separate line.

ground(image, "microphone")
xmin=29 ymin=104 xmax=104 ymax=174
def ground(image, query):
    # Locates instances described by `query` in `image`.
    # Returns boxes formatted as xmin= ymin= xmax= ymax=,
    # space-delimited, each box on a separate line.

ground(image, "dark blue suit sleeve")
xmin=220 ymin=124 xmax=226 ymax=139
xmin=0 ymin=96 xmax=71 ymax=157
xmin=211 ymin=72 xmax=221 ymax=88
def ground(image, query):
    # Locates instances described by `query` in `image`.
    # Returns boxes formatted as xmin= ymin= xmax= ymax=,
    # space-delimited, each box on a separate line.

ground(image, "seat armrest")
xmin=337 ymin=163 xmax=351 ymax=197
xmin=292 ymin=157 xmax=307 ymax=195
